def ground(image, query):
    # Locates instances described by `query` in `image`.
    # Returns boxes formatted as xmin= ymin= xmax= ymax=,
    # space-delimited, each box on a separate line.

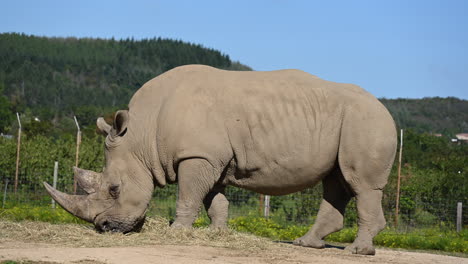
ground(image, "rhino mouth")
xmin=95 ymin=215 xmax=146 ymax=233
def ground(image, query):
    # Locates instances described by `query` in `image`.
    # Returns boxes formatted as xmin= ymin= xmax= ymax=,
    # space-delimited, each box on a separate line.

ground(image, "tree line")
xmin=0 ymin=33 xmax=251 ymax=135
xmin=380 ymin=97 xmax=468 ymax=135
xmin=1 ymin=33 xmax=467 ymax=137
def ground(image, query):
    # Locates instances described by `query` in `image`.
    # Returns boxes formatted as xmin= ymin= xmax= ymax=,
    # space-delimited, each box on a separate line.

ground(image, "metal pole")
xmin=14 ymin=113 xmax=22 ymax=194
xmin=457 ymin=202 xmax=462 ymax=233
xmin=73 ymin=116 xmax=81 ymax=194
xmin=52 ymin=161 xmax=58 ymax=209
xmin=395 ymin=129 xmax=403 ymax=228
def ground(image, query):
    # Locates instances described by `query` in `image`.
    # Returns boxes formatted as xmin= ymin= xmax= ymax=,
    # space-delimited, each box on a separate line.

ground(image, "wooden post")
xmin=73 ymin=116 xmax=81 ymax=194
xmin=395 ymin=129 xmax=403 ymax=228
xmin=14 ymin=113 xmax=21 ymax=194
xmin=52 ymin=161 xmax=58 ymax=209
xmin=2 ymin=179 xmax=8 ymax=209
xmin=457 ymin=202 xmax=462 ymax=233
xmin=264 ymin=195 xmax=270 ymax=218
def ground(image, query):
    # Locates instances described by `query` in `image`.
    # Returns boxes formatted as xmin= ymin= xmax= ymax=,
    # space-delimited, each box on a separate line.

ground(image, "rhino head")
xmin=44 ymin=110 xmax=154 ymax=233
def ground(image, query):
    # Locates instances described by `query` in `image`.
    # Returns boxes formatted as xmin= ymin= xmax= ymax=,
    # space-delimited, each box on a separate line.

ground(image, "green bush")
xmin=229 ymin=215 xmax=308 ymax=241
xmin=0 ymin=204 xmax=89 ymax=224
xmin=414 ymin=210 xmax=438 ymax=226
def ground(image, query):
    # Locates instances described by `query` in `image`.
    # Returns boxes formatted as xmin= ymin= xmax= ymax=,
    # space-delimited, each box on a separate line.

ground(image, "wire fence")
xmin=1 ymin=169 xmax=466 ymax=233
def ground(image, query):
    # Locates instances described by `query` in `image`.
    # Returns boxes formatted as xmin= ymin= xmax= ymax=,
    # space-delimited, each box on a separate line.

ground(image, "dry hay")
xmin=0 ymin=217 xmax=273 ymax=250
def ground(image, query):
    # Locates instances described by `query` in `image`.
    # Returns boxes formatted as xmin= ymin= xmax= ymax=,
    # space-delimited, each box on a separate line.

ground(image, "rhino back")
xmin=152 ymin=66 xmax=357 ymax=194
xmin=127 ymin=65 xmax=391 ymax=195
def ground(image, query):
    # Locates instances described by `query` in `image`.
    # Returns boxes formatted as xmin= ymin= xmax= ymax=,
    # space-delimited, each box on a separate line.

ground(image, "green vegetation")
xmin=228 ymin=216 xmax=468 ymax=253
xmin=0 ymin=134 xmax=105 ymax=197
xmin=0 ymin=204 xmax=87 ymax=224
xmin=0 ymin=129 xmax=466 ymax=229
xmin=1 ymin=33 xmax=467 ymax=137
xmin=385 ymin=129 xmax=467 ymax=209
xmin=0 ymin=33 xmax=251 ymax=135
xmin=1 ymin=205 xmax=466 ymax=254
xmin=381 ymin=97 xmax=468 ymax=135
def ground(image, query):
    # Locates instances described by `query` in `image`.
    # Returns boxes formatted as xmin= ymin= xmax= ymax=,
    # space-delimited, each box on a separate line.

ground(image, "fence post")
xmin=2 ymin=179 xmax=8 ymax=209
xmin=51 ymin=161 xmax=58 ymax=209
xmin=14 ymin=113 xmax=22 ymax=194
xmin=264 ymin=195 xmax=270 ymax=218
xmin=457 ymin=202 xmax=462 ymax=233
xmin=395 ymin=129 xmax=403 ymax=227
xmin=73 ymin=116 xmax=81 ymax=194
xmin=259 ymin=194 xmax=264 ymax=215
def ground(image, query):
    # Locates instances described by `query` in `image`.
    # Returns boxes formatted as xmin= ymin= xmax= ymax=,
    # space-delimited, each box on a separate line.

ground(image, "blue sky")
xmin=2 ymin=0 xmax=467 ymax=99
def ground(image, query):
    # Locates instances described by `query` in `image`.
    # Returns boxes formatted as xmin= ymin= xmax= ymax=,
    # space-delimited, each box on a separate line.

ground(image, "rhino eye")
xmin=109 ymin=184 xmax=120 ymax=199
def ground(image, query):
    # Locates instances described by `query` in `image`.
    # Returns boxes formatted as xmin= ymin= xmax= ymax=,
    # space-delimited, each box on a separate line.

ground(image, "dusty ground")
xmin=1 ymin=241 xmax=467 ymax=264
xmin=0 ymin=243 xmax=468 ymax=264
xmin=0 ymin=218 xmax=466 ymax=264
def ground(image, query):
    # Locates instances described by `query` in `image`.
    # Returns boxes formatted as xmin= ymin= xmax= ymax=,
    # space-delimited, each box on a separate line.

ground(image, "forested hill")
xmin=380 ymin=97 xmax=468 ymax=135
xmin=0 ymin=33 xmax=251 ymax=124
xmin=0 ymin=33 xmax=466 ymax=136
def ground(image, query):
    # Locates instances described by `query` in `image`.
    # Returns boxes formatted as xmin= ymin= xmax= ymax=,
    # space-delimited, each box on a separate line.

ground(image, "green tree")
xmin=0 ymin=83 xmax=13 ymax=133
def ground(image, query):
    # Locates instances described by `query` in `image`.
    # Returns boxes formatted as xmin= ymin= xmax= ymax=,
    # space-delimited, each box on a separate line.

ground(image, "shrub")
xmin=0 ymin=204 xmax=88 ymax=224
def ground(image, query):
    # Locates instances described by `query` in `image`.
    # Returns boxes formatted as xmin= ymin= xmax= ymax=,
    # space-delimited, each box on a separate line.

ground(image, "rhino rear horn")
xmin=74 ymin=167 xmax=101 ymax=194
xmin=43 ymin=182 xmax=95 ymax=223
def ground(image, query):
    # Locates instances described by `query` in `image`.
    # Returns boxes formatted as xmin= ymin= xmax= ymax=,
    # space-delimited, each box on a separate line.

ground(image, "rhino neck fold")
xmin=128 ymin=112 xmax=167 ymax=189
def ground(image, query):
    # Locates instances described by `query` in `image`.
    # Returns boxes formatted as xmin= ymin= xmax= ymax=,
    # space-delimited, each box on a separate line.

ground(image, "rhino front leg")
xmin=172 ymin=158 xmax=218 ymax=228
xmin=203 ymin=189 xmax=229 ymax=228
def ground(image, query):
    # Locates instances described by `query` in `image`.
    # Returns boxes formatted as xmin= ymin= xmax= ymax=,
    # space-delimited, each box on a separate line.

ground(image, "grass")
xmin=228 ymin=215 xmax=468 ymax=254
xmin=0 ymin=204 xmax=87 ymax=224
xmin=1 ymin=205 xmax=467 ymax=255
xmin=0 ymin=216 xmax=272 ymax=251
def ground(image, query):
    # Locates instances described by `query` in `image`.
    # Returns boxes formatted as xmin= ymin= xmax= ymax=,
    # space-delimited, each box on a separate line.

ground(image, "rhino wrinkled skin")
xmin=45 ymin=65 xmax=397 ymax=255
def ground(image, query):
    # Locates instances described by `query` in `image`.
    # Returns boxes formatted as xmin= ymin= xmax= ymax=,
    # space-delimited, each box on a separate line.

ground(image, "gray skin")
xmin=45 ymin=65 xmax=397 ymax=255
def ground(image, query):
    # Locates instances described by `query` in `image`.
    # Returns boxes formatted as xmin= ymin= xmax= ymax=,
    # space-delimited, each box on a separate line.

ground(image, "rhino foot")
xmin=170 ymin=221 xmax=192 ymax=229
xmin=345 ymin=242 xmax=376 ymax=255
xmin=209 ymin=223 xmax=228 ymax=230
xmin=293 ymin=235 xmax=325 ymax=249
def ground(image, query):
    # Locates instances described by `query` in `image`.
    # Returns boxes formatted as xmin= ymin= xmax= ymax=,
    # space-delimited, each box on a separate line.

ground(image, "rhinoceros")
xmin=44 ymin=65 xmax=397 ymax=255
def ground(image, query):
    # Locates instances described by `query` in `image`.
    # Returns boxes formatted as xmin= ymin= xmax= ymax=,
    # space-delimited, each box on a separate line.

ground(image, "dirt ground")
xmin=0 ymin=219 xmax=466 ymax=264
xmin=0 ymin=242 xmax=466 ymax=264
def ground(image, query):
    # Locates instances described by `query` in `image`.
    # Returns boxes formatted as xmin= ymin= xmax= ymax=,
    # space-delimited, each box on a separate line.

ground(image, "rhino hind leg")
xmin=336 ymin=107 xmax=396 ymax=255
xmin=293 ymin=169 xmax=352 ymax=248
xmin=203 ymin=189 xmax=229 ymax=228
xmin=172 ymin=158 xmax=219 ymax=228
xmin=344 ymin=189 xmax=386 ymax=255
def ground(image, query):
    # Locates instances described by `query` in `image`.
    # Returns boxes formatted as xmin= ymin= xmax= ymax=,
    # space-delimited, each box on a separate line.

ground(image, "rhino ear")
xmin=113 ymin=110 xmax=129 ymax=137
xmin=96 ymin=117 xmax=111 ymax=136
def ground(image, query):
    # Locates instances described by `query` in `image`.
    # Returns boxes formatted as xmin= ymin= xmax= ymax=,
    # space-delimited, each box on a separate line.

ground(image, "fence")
xmin=1 ymin=167 xmax=466 ymax=232
xmin=0 ymin=130 xmax=466 ymax=232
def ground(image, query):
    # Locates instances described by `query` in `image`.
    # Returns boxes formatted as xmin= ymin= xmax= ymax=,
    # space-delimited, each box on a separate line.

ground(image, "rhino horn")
xmin=73 ymin=167 xmax=101 ymax=194
xmin=43 ymin=182 xmax=95 ymax=223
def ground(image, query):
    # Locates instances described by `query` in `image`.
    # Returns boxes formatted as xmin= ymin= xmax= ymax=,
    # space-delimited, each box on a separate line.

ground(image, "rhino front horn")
xmin=43 ymin=182 xmax=95 ymax=223
xmin=73 ymin=167 xmax=101 ymax=194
